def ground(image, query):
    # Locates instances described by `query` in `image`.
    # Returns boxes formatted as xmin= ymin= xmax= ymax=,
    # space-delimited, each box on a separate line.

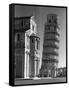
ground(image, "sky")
xmin=15 ymin=5 xmax=66 ymax=68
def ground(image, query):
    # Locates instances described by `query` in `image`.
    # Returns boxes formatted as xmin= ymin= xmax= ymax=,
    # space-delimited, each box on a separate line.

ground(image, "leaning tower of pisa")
xmin=41 ymin=14 xmax=60 ymax=77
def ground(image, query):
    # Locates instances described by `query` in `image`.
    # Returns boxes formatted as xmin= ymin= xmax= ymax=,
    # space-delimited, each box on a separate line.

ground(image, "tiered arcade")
xmin=40 ymin=14 xmax=60 ymax=77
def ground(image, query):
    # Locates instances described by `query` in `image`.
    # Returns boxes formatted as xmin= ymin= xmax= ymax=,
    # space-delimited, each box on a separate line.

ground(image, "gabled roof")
xmin=30 ymin=33 xmax=40 ymax=39
xmin=14 ymin=16 xmax=32 ymax=20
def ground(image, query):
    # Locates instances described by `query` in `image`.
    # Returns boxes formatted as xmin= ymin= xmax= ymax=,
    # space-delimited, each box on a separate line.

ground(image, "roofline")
xmin=14 ymin=16 xmax=32 ymax=20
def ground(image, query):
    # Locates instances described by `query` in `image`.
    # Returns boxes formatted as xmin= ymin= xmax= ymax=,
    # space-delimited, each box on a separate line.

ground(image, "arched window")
xmin=52 ymin=16 xmax=53 ymax=19
xmin=54 ymin=20 xmax=57 ymax=23
xmin=17 ymin=33 xmax=21 ymax=41
xmin=32 ymin=39 xmax=34 ymax=43
xmin=48 ymin=19 xmax=51 ymax=23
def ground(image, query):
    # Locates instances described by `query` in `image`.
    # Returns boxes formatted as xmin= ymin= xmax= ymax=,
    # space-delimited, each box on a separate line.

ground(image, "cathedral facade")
xmin=14 ymin=16 xmax=40 ymax=79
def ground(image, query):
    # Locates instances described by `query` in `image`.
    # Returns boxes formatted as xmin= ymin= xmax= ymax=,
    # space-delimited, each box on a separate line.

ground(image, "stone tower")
xmin=41 ymin=14 xmax=60 ymax=78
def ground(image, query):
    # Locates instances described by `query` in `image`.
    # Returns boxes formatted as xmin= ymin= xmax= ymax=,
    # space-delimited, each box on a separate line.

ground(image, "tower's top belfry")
xmin=47 ymin=14 xmax=58 ymax=24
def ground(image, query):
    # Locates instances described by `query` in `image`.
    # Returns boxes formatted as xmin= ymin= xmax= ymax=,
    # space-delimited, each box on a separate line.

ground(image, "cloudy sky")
xmin=15 ymin=4 xmax=66 ymax=68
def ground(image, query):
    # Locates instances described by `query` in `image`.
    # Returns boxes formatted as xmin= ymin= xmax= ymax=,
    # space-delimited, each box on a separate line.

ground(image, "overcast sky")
xmin=15 ymin=5 xmax=66 ymax=68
